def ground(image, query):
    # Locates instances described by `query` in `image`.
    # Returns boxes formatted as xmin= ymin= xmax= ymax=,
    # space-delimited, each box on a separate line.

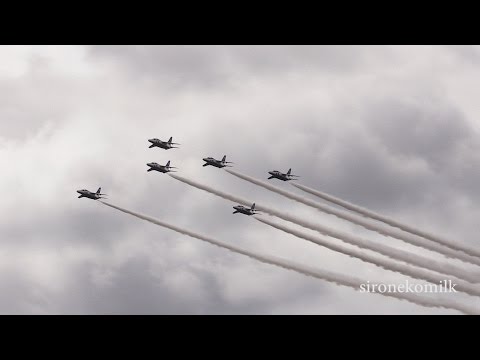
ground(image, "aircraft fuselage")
xmin=147 ymin=162 xmax=171 ymax=173
xmin=232 ymin=205 xmax=256 ymax=216
xmin=268 ymin=171 xmax=290 ymax=181
xmin=148 ymin=138 xmax=178 ymax=150
xmin=268 ymin=170 xmax=299 ymax=181
xmin=77 ymin=190 xmax=101 ymax=200
xmin=202 ymin=157 xmax=226 ymax=168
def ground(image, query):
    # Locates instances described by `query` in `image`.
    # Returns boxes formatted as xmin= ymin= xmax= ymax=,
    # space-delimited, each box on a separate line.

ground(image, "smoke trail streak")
xmin=99 ymin=200 xmax=477 ymax=315
xmin=292 ymin=182 xmax=480 ymax=259
xmin=254 ymin=216 xmax=480 ymax=297
xmin=225 ymin=169 xmax=480 ymax=266
xmin=169 ymin=173 xmax=480 ymax=282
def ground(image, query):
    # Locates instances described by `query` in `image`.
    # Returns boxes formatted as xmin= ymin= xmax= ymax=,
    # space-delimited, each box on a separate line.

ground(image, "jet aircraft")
xmin=232 ymin=203 xmax=259 ymax=216
xmin=267 ymin=168 xmax=300 ymax=181
xmin=147 ymin=160 xmax=177 ymax=173
xmin=77 ymin=187 xmax=107 ymax=200
xmin=202 ymin=155 xmax=233 ymax=168
xmin=148 ymin=137 xmax=180 ymax=150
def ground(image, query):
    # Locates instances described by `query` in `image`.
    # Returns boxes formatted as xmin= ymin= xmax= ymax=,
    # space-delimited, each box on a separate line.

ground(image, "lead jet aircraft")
xmin=77 ymin=187 xmax=107 ymax=200
xmin=147 ymin=160 xmax=177 ymax=173
xmin=267 ymin=168 xmax=300 ymax=181
xmin=233 ymin=203 xmax=259 ymax=216
xmin=202 ymin=155 xmax=233 ymax=168
xmin=148 ymin=137 xmax=180 ymax=150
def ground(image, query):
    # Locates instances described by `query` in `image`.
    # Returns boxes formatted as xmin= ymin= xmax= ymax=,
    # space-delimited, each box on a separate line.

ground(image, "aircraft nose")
xmin=202 ymin=158 xmax=207 ymax=162
xmin=148 ymin=139 xmax=154 ymax=143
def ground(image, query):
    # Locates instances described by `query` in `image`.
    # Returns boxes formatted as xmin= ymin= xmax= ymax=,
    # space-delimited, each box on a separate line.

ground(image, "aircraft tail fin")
xmin=251 ymin=203 xmax=255 ymax=210
xmin=96 ymin=187 xmax=101 ymax=194
xmin=222 ymin=155 xmax=226 ymax=162
xmin=287 ymin=168 xmax=291 ymax=175
xmin=168 ymin=137 xmax=173 ymax=144
xmin=166 ymin=161 xmax=171 ymax=167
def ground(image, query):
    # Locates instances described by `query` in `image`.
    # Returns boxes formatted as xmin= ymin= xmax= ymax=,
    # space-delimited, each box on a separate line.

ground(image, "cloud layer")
xmin=1 ymin=45 xmax=479 ymax=314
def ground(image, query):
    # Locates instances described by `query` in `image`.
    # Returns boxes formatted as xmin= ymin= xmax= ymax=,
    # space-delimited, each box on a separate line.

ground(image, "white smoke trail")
xmin=225 ymin=169 xmax=480 ymax=266
xmin=99 ymin=200 xmax=478 ymax=315
xmin=292 ymin=182 xmax=480 ymax=259
xmin=254 ymin=216 xmax=480 ymax=298
xmin=169 ymin=173 xmax=480 ymax=283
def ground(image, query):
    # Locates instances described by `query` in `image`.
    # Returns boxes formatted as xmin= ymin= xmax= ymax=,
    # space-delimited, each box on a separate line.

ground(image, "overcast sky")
xmin=1 ymin=45 xmax=479 ymax=314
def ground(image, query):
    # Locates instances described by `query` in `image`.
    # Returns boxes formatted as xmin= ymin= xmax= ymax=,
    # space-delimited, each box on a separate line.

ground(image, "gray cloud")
xmin=0 ymin=271 xmax=50 ymax=314
xmin=88 ymin=45 xmax=389 ymax=90
xmin=0 ymin=45 xmax=478 ymax=314
xmin=446 ymin=45 xmax=480 ymax=65
xmin=51 ymin=257 xmax=272 ymax=315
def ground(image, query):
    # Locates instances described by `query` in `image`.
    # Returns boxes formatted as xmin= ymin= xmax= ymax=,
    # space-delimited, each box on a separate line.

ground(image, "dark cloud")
xmin=0 ymin=45 xmax=478 ymax=315
xmin=365 ymin=99 xmax=471 ymax=170
xmin=56 ymin=257 xmax=221 ymax=314
xmin=36 ymin=252 xmax=327 ymax=315
xmin=0 ymin=271 xmax=50 ymax=314
xmin=87 ymin=45 xmax=387 ymax=90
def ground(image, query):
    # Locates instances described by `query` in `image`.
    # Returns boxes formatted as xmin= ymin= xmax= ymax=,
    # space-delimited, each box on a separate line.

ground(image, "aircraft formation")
xmin=75 ymin=135 xmax=480 ymax=315
xmin=77 ymin=135 xmax=299 ymax=216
